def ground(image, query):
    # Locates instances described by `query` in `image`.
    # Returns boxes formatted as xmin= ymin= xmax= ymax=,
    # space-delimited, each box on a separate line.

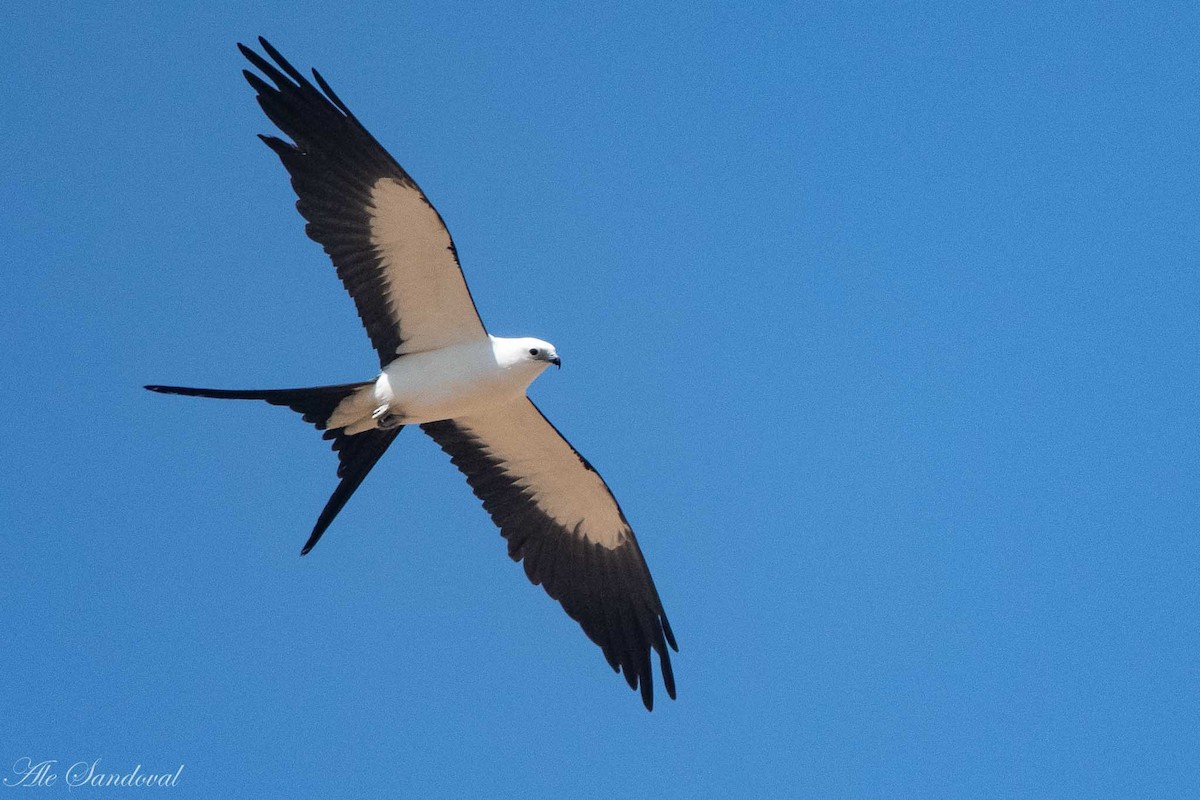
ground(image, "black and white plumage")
xmin=146 ymin=38 xmax=676 ymax=709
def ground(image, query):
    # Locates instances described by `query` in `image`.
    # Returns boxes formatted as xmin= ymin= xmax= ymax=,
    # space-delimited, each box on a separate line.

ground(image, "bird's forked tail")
xmin=145 ymin=381 xmax=400 ymax=554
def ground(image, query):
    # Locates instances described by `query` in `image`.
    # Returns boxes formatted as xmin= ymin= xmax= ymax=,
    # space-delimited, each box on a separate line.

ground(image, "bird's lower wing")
xmin=421 ymin=398 xmax=676 ymax=709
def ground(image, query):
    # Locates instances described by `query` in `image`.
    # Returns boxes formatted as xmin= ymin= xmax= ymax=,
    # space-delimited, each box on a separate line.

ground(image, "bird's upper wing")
xmin=240 ymin=38 xmax=487 ymax=366
xmin=422 ymin=398 xmax=677 ymax=710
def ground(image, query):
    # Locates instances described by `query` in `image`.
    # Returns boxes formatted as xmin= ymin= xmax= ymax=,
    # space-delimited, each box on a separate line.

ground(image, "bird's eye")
xmin=529 ymin=348 xmax=540 ymax=356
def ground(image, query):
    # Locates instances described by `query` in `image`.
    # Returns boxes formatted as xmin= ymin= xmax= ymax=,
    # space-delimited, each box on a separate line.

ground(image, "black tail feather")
xmin=145 ymin=382 xmax=369 ymax=430
xmin=302 ymin=426 xmax=401 ymax=554
xmin=146 ymin=381 xmax=399 ymax=553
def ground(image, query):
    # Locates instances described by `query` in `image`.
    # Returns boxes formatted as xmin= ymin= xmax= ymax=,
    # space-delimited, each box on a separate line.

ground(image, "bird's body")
xmin=147 ymin=38 xmax=676 ymax=710
xmin=329 ymin=336 xmax=559 ymax=434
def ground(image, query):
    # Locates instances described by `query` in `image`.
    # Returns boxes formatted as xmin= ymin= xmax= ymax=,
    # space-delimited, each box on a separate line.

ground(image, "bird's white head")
xmin=491 ymin=335 xmax=562 ymax=371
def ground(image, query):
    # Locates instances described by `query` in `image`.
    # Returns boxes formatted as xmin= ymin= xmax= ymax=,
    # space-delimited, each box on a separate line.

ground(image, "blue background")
xmin=3 ymin=2 xmax=1197 ymax=796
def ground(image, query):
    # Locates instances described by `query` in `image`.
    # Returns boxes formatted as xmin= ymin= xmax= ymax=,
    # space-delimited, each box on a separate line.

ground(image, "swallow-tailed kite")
xmin=146 ymin=38 xmax=676 ymax=709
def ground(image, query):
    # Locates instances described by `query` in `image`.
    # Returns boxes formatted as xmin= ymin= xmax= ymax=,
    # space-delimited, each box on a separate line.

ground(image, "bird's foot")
xmin=372 ymin=404 xmax=402 ymax=429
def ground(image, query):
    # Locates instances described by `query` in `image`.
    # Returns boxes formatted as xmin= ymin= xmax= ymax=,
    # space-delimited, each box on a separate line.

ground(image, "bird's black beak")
xmin=551 ymin=356 xmax=562 ymax=369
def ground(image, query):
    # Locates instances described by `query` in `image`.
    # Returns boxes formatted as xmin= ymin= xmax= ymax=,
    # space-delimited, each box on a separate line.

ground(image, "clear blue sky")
xmin=3 ymin=2 xmax=1197 ymax=797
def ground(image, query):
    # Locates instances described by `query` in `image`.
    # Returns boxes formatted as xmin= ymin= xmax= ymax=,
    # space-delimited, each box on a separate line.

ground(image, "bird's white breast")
xmin=376 ymin=337 xmax=547 ymax=424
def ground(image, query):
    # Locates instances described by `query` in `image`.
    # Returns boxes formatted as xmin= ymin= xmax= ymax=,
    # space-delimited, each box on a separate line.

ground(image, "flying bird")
xmin=146 ymin=38 xmax=676 ymax=709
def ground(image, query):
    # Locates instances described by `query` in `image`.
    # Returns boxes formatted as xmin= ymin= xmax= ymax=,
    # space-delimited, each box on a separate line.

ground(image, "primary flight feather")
xmin=146 ymin=38 xmax=677 ymax=710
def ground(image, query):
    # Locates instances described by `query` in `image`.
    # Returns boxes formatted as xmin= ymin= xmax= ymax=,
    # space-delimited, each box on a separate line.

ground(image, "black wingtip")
xmin=256 ymin=37 xmax=307 ymax=85
xmin=243 ymin=69 xmax=270 ymax=95
xmin=660 ymin=648 xmax=677 ymax=701
xmin=256 ymin=133 xmax=293 ymax=160
xmin=250 ymin=36 xmax=276 ymax=61
xmin=662 ymin=614 xmax=679 ymax=652
xmin=310 ymin=67 xmax=352 ymax=117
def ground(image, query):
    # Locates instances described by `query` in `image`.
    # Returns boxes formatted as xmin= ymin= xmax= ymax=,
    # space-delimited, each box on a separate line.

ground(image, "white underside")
xmin=327 ymin=336 xmax=550 ymax=434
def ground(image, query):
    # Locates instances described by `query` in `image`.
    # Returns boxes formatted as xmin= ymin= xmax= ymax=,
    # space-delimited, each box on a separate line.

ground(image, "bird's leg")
xmin=372 ymin=403 xmax=402 ymax=430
